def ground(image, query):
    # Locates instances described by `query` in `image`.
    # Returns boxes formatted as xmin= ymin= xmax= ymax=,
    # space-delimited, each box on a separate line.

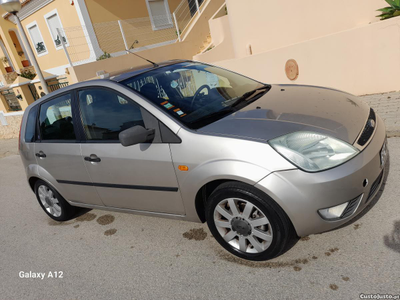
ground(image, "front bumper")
xmin=255 ymin=114 xmax=388 ymax=237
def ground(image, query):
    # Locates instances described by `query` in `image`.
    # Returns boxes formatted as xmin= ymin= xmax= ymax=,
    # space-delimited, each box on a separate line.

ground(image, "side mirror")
xmin=119 ymin=126 xmax=155 ymax=147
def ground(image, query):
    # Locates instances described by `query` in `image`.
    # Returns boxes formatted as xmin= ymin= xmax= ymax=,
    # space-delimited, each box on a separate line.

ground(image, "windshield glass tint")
xmin=120 ymin=62 xmax=266 ymax=129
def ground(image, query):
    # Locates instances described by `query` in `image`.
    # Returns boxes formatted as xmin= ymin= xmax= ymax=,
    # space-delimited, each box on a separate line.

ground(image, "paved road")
xmin=362 ymin=91 xmax=400 ymax=137
xmin=0 ymin=139 xmax=399 ymax=300
xmin=0 ymin=138 xmax=18 ymax=159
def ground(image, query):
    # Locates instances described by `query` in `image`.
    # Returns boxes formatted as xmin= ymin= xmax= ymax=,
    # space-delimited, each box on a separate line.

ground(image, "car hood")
xmin=197 ymin=84 xmax=370 ymax=144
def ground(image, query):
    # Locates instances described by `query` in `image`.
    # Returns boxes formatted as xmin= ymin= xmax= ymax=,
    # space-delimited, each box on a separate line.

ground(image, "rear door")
xmin=77 ymin=87 xmax=184 ymax=215
xmin=35 ymin=92 xmax=103 ymax=206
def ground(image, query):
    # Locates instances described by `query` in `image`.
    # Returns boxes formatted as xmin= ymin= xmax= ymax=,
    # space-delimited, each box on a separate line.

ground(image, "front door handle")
xmin=84 ymin=154 xmax=101 ymax=163
xmin=35 ymin=151 xmax=46 ymax=158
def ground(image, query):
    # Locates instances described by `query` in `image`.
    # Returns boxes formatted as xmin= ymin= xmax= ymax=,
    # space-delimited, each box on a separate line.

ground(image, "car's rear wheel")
xmin=206 ymin=182 xmax=296 ymax=261
xmin=34 ymin=180 xmax=76 ymax=221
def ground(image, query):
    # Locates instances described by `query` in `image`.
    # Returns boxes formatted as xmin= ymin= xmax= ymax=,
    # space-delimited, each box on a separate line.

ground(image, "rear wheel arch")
xmin=28 ymin=176 xmax=67 ymax=202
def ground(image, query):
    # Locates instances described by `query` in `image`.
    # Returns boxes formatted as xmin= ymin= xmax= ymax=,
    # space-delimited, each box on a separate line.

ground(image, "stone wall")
xmin=0 ymin=114 xmax=22 ymax=139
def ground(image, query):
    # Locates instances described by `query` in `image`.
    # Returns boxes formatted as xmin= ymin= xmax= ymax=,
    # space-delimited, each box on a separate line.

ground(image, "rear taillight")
xmin=18 ymin=119 xmax=22 ymax=151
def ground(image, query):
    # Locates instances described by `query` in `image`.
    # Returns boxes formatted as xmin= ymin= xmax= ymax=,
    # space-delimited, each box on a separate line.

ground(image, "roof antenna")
xmin=126 ymin=40 xmax=159 ymax=68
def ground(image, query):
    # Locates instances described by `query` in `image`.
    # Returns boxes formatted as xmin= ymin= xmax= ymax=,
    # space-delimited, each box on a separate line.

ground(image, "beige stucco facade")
xmin=225 ymin=0 xmax=384 ymax=58
xmin=85 ymin=0 xmax=182 ymax=23
xmin=192 ymin=0 xmax=400 ymax=95
xmin=18 ymin=0 xmax=84 ymax=72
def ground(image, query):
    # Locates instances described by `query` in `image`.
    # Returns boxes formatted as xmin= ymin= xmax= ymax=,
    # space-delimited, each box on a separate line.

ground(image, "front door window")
xmin=78 ymin=88 xmax=144 ymax=140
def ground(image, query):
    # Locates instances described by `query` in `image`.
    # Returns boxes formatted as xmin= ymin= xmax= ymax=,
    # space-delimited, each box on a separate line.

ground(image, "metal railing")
xmin=48 ymin=78 xmax=69 ymax=92
xmin=172 ymin=0 xmax=204 ymax=41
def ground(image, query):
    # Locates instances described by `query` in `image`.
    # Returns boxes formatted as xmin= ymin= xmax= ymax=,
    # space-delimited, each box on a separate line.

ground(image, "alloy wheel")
xmin=38 ymin=185 xmax=62 ymax=217
xmin=213 ymin=198 xmax=273 ymax=253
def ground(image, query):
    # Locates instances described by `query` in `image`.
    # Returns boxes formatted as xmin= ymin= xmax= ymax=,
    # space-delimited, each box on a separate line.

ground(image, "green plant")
xmin=54 ymin=35 xmax=67 ymax=47
xmin=204 ymin=45 xmax=215 ymax=52
xmin=36 ymin=42 xmax=46 ymax=54
xmin=97 ymin=51 xmax=111 ymax=61
xmin=175 ymin=29 xmax=182 ymax=37
xmin=1 ymin=56 xmax=9 ymax=66
xmin=20 ymin=69 xmax=36 ymax=80
xmin=377 ymin=0 xmax=400 ymax=20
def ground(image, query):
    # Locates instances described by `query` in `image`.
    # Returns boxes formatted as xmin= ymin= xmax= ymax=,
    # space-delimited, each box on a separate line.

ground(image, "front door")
xmin=77 ymin=87 xmax=184 ymax=215
xmin=35 ymin=92 xmax=102 ymax=206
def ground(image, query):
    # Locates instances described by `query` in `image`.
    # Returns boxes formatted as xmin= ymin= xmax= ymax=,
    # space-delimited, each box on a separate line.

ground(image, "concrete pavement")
xmin=0 ymin=138 xmax=18 ymax=159
xmin=362 ymin=91 xmax=400 ymax=137
xmin=0 ymin=139 xmax=399 ymax=300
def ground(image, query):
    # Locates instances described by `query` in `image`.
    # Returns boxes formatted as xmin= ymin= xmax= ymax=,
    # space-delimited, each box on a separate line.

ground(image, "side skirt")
xmin=68 ymin=200 xmax=189 ymax=221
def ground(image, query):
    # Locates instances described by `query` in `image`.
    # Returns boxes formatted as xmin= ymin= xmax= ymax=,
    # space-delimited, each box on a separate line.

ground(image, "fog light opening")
xmin=318 ymin=202 xmax=349 ymax=221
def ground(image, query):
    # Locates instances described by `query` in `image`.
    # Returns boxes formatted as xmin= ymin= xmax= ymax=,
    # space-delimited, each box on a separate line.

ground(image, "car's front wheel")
xmin=206 ymin=182 xmax=296 ymax=261
xmin=34 ymin=180 xmax=76 ymax=221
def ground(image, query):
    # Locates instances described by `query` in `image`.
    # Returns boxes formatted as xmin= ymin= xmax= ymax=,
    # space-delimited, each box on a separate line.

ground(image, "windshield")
xmin=120 ymin=62 xmax=269 ymax=129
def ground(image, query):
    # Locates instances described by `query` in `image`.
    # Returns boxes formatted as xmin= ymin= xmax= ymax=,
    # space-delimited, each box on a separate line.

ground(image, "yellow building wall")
xmin=86 ymin=0 xmax=182 ymax=55
xmin=85 ymin=0 xmax=182 ymax=23
xmin=0 ymin=94 xmax=8 ymax=112
xmin=0 ymin=10 xmax=23 ymax=72
xmin=20 ymin=0 xmax=89 ymax=72
xmin=14 ymin=85 xmax=35 ymax=110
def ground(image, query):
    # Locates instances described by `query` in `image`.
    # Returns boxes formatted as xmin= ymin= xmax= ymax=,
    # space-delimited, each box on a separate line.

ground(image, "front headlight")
xmin=269 ymin=131 xmax=359 ymax=172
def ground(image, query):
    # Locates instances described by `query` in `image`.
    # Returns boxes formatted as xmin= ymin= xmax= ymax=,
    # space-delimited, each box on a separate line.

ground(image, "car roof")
xmin=110 ymin=59 xmax=189 ymax=82
xmin=28 ymin=59 xmax=191 ymax=108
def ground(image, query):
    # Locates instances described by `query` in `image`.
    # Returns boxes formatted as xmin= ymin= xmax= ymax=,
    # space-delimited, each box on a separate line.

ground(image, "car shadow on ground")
xmin=384 ymin=220 xmax=400 ymax=254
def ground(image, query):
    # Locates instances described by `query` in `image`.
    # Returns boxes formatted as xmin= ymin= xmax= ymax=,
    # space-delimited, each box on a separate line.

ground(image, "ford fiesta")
xmin=19 ymin=60 xmax=388 ymax=261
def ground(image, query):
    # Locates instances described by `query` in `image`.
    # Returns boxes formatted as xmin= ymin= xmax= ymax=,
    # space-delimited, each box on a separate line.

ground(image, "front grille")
xmin=367 ymin=170 xmax=383 ymax=203
xmin=341 ymin=195 xmax=362 ymax=219
xmin=358 ymin=108 xmax=376 ymax=146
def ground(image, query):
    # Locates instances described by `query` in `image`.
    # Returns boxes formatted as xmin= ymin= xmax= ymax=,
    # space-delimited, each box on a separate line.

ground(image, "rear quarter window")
xmin=24 ymin=105 xmax=38 ymax=143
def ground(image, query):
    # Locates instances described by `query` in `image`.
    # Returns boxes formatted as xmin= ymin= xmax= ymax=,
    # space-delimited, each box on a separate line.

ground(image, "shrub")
xmin=97 ymin=51 xmax=111 ymax=61
xmin=20 ymin=70 xmax=36 ymax=80
xmin=377 ymin=0 xmax=400 ymax=20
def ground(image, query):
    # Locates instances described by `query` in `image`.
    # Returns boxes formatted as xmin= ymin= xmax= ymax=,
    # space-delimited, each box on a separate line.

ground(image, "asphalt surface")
xmin=0 ymin=138 xmax=18 ymax=159
xmin=0 ymin=139 xmax=399 ymax=300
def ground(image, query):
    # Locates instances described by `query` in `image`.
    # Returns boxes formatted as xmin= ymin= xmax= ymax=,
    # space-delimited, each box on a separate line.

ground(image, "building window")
xmin=146 ymin=0 xmax=173 ymax=31
xmin=44 ymin=9 xmax=68 ymax=49
xmin=26 ymin=22 xmax=48 ymax=56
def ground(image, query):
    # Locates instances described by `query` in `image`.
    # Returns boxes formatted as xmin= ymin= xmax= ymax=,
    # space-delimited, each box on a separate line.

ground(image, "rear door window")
xmin=39 ymin=93 xmax=76 ymax=141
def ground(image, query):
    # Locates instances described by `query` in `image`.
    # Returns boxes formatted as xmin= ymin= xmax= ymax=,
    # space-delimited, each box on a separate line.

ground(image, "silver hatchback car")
xmin=19 ymin=60 xmax=388 ymax=261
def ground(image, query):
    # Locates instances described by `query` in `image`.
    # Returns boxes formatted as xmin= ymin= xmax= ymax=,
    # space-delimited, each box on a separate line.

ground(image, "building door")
xmin=28 ymin=84 xmax=40 ymax=101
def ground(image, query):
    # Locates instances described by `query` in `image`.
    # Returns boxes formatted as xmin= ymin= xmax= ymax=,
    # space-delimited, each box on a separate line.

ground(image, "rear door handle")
xmin=35 ymin=151 xmax=46 ymax=158
xmin=84 ymin=154 xmax=101 ymax=163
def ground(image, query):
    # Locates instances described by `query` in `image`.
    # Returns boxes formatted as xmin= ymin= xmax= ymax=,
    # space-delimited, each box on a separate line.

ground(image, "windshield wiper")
xmin=231 ymin=84 xmax=271 ymax=108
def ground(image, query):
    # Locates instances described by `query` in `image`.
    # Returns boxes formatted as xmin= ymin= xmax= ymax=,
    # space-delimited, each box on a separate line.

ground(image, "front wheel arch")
xmin=194 ymin=179 xmax=295 ymax=229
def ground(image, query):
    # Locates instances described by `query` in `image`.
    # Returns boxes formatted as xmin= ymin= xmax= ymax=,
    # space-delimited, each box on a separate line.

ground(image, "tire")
xmin=206 ymin=182 xmax=296 ymax=261
xmin=34 ymin=179 xmax=77 ymax=221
